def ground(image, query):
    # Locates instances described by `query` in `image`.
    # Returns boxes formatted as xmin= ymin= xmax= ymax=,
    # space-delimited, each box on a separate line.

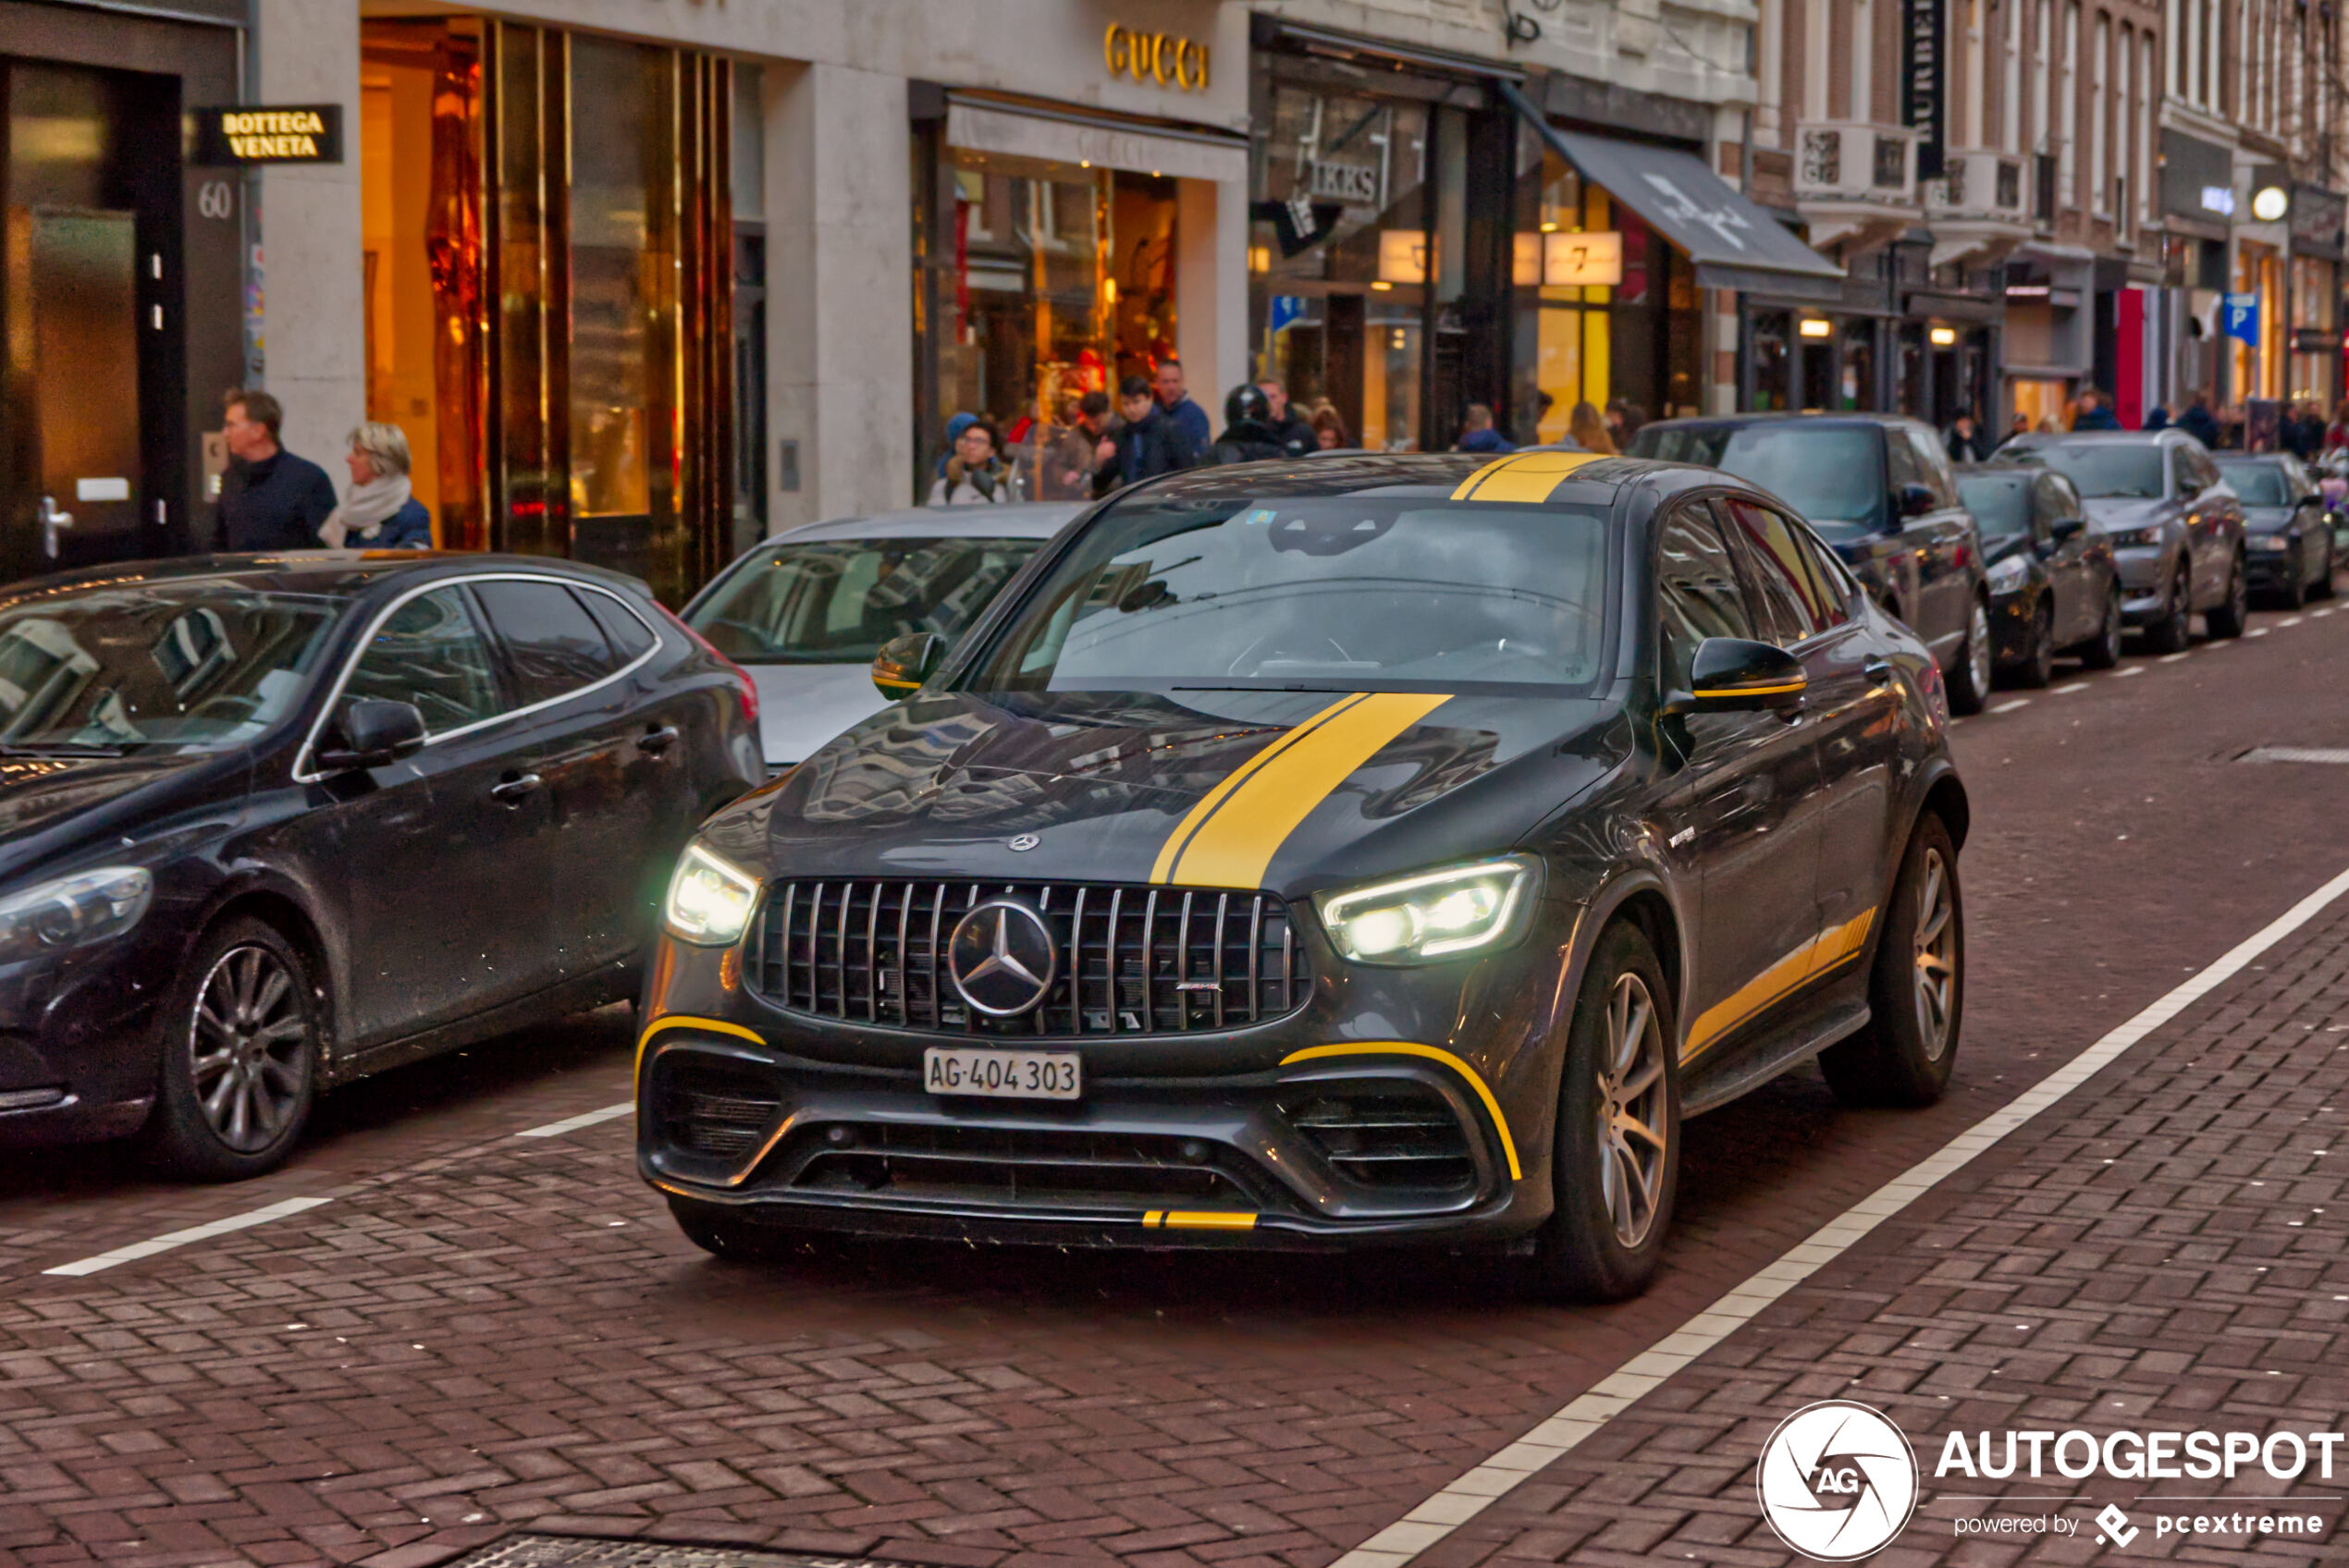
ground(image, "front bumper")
xmin=0 ymin=933 xmax=174 ymax=1148
xmin=1989 ymin=586 xmax=2036 ymax=664
xmin=2244 ymin=539 xmax=2299 ymax=591
xmin=634 ymin=904 xmax=1578 ymax=1249
xmin=2112 ymin=546 xmax=2171 ymax=622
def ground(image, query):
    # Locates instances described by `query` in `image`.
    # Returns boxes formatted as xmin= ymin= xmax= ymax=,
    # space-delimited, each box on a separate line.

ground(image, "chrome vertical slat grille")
xmin=747 ymin=881 xmax=1312 ymax=1037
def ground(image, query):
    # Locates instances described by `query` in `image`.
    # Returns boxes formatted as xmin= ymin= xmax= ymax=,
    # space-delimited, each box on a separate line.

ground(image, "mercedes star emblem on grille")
xmin=946 ymin=898 xmax=1059 ymax=1017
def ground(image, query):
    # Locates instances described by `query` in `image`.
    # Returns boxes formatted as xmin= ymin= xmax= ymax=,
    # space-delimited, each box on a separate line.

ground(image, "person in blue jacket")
xmin=325 ymin=423 xmax=435 ymax=549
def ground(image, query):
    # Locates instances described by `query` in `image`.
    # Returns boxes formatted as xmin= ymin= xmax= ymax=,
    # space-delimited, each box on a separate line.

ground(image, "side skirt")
xmin=1681 ymin=983 xmax=1872 ymax=1117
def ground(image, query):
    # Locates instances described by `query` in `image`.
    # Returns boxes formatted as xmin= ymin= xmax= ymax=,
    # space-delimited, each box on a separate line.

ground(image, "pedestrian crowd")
xmin=1940 ymin=385 xmax=2349 ymax=467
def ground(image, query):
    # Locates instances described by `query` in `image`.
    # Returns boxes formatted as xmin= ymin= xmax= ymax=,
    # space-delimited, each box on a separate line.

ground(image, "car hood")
xmin=0 ymin=750 xmax=246 ymax=886
xmin=703 ymin=687 xmax=1626 ymax=898
xmin=745 ymin=663 xmax=895 ymax=766
xmin=2240 ymin=506 xmax=2297 ymax=533
xmin=2079 ymin=497 xmax=2174 ymax=534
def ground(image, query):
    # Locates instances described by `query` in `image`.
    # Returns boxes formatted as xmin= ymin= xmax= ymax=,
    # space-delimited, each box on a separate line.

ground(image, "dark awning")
xmin=1499 ymin=81 xmax=1845 ymax=301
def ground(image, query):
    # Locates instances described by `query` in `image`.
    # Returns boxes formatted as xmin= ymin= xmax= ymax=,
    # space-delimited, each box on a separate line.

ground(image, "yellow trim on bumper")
xmin=634 ymin=1013 xmax=768 ymax=1081
xmin=1141 ymin=1209 xmax=1259 ymax=1230
xmin=1278 ymin=1041 xmax=1523 ymax=1181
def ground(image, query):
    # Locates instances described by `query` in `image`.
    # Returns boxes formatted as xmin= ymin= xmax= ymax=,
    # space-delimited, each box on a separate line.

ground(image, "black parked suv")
xmin=1628 ymin=415 xmax=1993 ymax=714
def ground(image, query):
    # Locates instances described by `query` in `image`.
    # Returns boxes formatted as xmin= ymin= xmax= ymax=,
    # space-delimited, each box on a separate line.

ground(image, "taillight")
xmin=658 ymin=604 xmax=759 ymax=729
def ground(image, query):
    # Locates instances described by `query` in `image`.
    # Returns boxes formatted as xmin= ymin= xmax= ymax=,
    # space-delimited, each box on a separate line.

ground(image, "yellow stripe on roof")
xmin=1449 ymin=450 xmax=1607 ymax=504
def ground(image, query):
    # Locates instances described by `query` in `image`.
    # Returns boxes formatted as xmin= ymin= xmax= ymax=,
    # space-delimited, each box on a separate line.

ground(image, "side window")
xmin=1719 ymin=497 xmax=1831 ymax=643
xmin=579 ymin=586 xmax=658 ymax=664
xmin=340 ymin=586 xmax=504 ymax=735
xmin=1790 ymin=521 xmax=1853 ymax=627
xmin=1654 ymin=503 xmax=1756 ymax=691
xmin=472 ymin=580 xmax=618 ymax=707
xmin=1906 ymin=429 xmax=1961 ymax=508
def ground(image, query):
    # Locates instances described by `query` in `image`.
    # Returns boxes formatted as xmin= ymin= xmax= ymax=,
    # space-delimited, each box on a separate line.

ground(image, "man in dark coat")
xmin=1257 ymin=379 xmax=1316 ymax=458
xmin=210 ymin=389 xmax=338 ymax=552
xmin=2179 ymin=396 xmax=2222 ymax=447
xmin=1152 ymin=359 xmax=1210 ymax=465
xmin=2071 ymin=389 xmax=2121 ymax=430
xmin=1113 ymin=375 xmax=1189 ymax=489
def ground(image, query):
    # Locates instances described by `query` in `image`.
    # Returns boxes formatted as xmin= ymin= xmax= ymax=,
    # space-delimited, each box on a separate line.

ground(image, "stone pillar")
xmin=254 ymin=0 xmax=363 ymax=481
xmin=765 ymin=61 xmax=914 ymax=533
xmin=1175 ymin=178 xmax=1246 ymax=423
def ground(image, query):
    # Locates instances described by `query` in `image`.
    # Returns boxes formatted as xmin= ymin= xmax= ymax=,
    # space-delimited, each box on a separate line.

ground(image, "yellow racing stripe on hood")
xmin=1149 ymin=693 xmax=1367 ymax=884
xmin=1448 ymin=450 xmax=1606 ymax=503
xmin=1159 ymin=692 xmax=1451 ymax=889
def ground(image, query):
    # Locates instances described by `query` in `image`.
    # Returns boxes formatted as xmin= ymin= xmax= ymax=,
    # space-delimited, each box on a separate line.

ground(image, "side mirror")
xmin=1896 ymin=483 xmax=1938 ymax=521
xmin=1665 ymin=638 xmax=1807 ymax=717
xmin=314 ymin=698 xmax=425 ymax=772
xmin=2048 ymin=514 xmax=2087 ymax=544
xmin=871 ymin=631 xmax=945 ymax=699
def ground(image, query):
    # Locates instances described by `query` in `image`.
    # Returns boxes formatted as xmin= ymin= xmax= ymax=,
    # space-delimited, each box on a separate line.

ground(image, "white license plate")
xmin=923 ymin=1047 xmax=1081 ymax=1100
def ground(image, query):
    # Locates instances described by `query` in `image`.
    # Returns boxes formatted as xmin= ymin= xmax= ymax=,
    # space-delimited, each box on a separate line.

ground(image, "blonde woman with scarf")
xmin=321 ymin=423 xmax=435 ymax=549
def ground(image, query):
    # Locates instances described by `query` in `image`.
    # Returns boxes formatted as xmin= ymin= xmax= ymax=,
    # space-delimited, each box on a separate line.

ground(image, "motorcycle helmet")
xmin=1224 ymin=383 xmax=1272 ymax=428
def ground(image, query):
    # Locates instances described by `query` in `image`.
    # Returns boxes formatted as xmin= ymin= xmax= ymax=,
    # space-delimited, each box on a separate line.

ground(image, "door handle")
xmin=38 ymin=496 xmax=73 ymax=559
xmin=635 ymin=725 xmax=680 ymax=755
xmin=489 ymin=771 xmax=542 ymax=803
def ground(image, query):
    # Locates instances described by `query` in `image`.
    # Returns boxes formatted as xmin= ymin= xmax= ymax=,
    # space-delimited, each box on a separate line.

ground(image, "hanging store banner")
xmin=1903 ymin=0 xmax=1946 ymax=180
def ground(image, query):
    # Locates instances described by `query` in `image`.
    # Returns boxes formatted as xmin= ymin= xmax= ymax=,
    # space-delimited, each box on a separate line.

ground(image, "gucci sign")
xmin=1104 ymin=24 xmax=1210 ymax=92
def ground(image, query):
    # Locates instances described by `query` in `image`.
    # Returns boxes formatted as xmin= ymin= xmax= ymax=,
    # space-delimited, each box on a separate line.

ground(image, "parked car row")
xmin=1 ymin=420 xmax=2317 ymax=1303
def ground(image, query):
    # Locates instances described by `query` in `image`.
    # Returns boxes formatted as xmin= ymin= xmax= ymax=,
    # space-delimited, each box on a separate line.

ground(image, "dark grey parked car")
xmin=2212 ymin=453 xmax=2338 ymax=608
xmin=1998 ymin=431 xmax=2247 ymax=652
xmin=1628 ymin=414 xmax=1993 ymax=715
xmin=1956 ymin=466 xmax=2123 ymax=687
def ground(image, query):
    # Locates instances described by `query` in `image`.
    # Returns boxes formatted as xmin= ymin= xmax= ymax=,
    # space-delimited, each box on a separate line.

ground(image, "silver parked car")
xmin=683 ymin=504 xmax=1081 ymax=768
xmin=1997 ymin=430 xmax=2247 ymax=652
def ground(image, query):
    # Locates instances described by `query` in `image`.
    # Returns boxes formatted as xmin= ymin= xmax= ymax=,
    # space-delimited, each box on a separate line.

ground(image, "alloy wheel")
xmin=2101 ymin=590 xmax=2122 ymax=660
xmin=188 ymin=943 xmax=312 ymax=1154
xmin=1594 ymin=971 xmax=1669 ymax=1249
xmin=1912 ymin=848 xmax=1958 ymax=1063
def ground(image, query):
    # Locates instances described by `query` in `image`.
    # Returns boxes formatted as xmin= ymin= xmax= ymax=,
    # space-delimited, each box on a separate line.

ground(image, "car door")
xmin=468 ymin=576 xmax=659 ymax=978
xmin=1721 ymin=495 xmax=1894 ymax=977
xmin=1899 ymin=426 xmax=1977 ymax=657
xmin=1656 ymin=497 xmax=1823 ymax=1068
xmin=309 ymin=582 xmax=557 ymax=1049
xmin=2175 ymin=444 xmax=2230 ymax=603
xmin=1876 ymin=431 xmax=1935 ymax=634
xmin=2035 ymin=474 xmax=2096 ymax=643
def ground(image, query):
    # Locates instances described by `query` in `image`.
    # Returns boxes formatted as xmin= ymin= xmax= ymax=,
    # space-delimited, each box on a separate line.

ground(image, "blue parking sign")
xmin=2223 ymin=292 xmax=2260 ymax=343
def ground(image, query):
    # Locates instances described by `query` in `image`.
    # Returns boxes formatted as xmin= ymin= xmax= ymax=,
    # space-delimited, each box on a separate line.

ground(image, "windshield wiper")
xmin=0 ymin=740 xmax=130 ymax=757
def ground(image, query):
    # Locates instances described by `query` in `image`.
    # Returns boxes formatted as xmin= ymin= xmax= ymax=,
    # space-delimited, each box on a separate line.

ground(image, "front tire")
xmin=1945 ymin=597 xmax=1992 ymax=716
xmin=1820 ymin=815 xmax=1962 ymax=1109
xmin=2008 ymin=599 xmax=2055 ymax=688
xmin=2205 ymin=553 xmax=2249 ymax=638
xmin=1531 ymin=922 xmax=1679 ymax=1303
xmin=141 ymin=917 xmax=321 ymax=1180
xmin=2078 ymin=582 xmax=2123 ymax=668
xmin=2316 ymin=535 xmax=2339 ymax=599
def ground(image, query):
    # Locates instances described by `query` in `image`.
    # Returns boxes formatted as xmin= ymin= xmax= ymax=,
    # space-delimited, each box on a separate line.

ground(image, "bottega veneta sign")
xmin=195 ymin=105 xmax=343 ymax=165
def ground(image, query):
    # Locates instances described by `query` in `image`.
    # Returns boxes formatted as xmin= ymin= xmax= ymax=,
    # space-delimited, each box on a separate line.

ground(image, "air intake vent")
xmin=1281 ymin=1084 xmax=1476 ymax=1191
xmin=790 ymin=1123 xmax=1264 ymax=1210
xmin=745 ymin=881 xmax=1311 ymax=1037
xmin=656 ymin=1060 xmax=781 ymax=1159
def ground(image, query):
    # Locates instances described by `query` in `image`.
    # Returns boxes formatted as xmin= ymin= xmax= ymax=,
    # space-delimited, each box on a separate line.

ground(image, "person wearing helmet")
xmin=1212 ymin=384 xmax=1292 ymax=465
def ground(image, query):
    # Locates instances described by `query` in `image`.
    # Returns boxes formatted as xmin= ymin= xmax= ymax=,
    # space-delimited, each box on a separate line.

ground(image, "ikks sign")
xmin=195 ymin=105 xmax=343 ymax=165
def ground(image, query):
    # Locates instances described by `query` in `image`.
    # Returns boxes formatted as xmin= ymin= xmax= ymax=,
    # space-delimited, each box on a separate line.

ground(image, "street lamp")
xmin=2253 ymin=184 xmax=2290 ymax=222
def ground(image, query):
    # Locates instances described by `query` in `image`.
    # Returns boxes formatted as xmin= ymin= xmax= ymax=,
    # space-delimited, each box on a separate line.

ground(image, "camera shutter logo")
xmin=1755 ymin=1401 xmax=1920 ymax=1561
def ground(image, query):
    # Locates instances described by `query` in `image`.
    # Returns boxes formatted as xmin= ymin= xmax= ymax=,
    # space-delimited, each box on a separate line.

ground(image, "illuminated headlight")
xmin=2247 ymin=533 xmax=2290 ymax=550
xmin=1984 ymin=555 xmax=2029 ymax=592
xmin=1316 ymin=856 xmax=1540 ymax=964
xmin=0 ymin=866 xmax=153 ymax=964
xmin=663 ymin=842 xmax=762 ymax=945
xmin=2105 ymin=525 xmax=2162 ymax=547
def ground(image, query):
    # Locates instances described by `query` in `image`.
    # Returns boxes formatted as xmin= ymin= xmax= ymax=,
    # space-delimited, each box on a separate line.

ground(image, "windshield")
xmin=1955 ymin=474 xmax=2035 ymax=539
xmin=2010 ymin=442 xmax=2165 ymax=499
xmin=687 ymin=537 xmax=1042 ymax=664
xmin=0 ymin=582 xmax=339 ymax=753
xmin=958 ymin=496 xmax=1613 ymax=694
xmin=2215 ymin=462 xmax=2294 ymax=507
xmin=1629 ymin=424 xmax=1886 ymax=526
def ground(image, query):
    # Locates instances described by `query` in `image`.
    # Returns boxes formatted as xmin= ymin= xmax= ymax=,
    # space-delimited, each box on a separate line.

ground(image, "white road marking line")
xmin=41 ymin=1195 xmax=336 ymax=1278
xmin=2113 ymin=666 xmax=2145 ymax=677
xmin=1332 ymin=861 xmax=2349 ymax=1568
xmin=514 ymin=1102 xmax=635 ymax=1139
xmin=2281 ymin=616 xmax=2305 ymax=627
xmin=2052 ymin=682 xmax=2090 ymax=693
xmin=1989 ymin=699 xmax=2032 ymax=713
xmin=2313 ymin=607 xmax=2336 ymax=619
xmin=2158 ymin=651 xmax=2192 ymax=662
xmin=2246 ymin=628 xmax=2271 ymax=637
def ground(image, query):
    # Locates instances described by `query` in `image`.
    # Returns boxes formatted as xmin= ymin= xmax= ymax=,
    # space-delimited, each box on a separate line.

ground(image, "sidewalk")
xmin=1416 ymin=892 xmax=2349 ymax=1565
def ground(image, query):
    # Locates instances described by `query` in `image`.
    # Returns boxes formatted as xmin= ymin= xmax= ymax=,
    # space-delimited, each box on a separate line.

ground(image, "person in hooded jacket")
xmin=1211 ymin=385 xmax=1292 ymax=465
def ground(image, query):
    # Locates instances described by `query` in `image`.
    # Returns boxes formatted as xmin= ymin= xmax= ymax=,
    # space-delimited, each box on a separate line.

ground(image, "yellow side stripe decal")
xmin=1149 ymin=693 xmax=1367 ymax=884
xmin=1140 ymin=1210 xmax=1259 ymax=1230
xmin=635 ymin=1012 xmax=767 ymax=1081
xmin=1279 ymin=1042 xmax=1523 ymax=1182
xmin=1683 ymin=908 xmax=1876 ymax=1061
xmin=1161 ymin=692 xmax=1451 ymax=889
xmin=1449 ymin=450 xmax=1607 ymax=504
